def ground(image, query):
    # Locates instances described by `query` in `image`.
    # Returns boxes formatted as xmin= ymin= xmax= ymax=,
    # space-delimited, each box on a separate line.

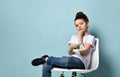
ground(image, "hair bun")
xmin=74 ymin=11 xmax=89 ymax=22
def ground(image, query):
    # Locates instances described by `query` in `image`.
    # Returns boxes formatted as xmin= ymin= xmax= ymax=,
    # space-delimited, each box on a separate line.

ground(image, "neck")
xmin=84 ymin=32 xmax=89 ymax=36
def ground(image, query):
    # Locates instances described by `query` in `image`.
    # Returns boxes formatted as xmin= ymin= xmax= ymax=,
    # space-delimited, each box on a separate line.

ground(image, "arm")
xmin=78 ymin=31 xmax=93 ymax=56
xmin=68 ymin=43 xmax=74 ymax=55
xmin=68 ymin=42 xmax=93 ymax=56
xmin=68 ymin=43 xmax=77 ymax=55
xmin=78 ymin=36 xmax=92 ymax=56
xmin=79 ymin=43 xmax=93 ymax=56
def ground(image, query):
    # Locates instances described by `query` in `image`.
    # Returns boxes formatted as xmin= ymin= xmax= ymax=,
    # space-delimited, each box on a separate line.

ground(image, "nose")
xmin=78 ymin=25 xmax=81 ymax=30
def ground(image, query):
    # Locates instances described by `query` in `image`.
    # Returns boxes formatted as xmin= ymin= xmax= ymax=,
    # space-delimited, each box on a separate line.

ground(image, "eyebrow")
xmin=75 ymin=24 xmax=78 ymax=27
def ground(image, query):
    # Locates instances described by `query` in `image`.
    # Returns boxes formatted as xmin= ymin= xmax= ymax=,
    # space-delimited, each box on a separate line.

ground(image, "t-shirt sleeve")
xmin=86 ymin=36 xmax=95 ymax=49
xmin=68 ymin=35 xmax=74 ymax=45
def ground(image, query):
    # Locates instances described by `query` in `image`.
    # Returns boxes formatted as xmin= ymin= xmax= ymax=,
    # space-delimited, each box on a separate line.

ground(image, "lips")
xmin=78 ymin=28 xmax=82 ymax=31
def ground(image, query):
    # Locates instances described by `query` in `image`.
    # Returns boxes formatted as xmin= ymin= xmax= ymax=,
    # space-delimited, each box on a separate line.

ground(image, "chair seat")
xmin=53 ymin=68 xmax=96 ymax=73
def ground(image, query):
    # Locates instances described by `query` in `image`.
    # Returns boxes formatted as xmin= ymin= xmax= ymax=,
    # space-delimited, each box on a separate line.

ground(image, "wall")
xmin=0 ymin=0 xmax=120 ymax=77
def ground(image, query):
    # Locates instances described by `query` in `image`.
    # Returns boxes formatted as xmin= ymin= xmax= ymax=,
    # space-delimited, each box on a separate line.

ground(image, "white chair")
xmin=53 ymin=38 xmax=99 ymax=77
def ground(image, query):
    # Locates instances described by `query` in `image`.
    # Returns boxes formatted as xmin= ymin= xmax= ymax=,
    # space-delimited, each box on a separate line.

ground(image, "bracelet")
xmin=78 ymin=43 xmax=82 ymax=46
xmin=79 ymin=43 xmax=85 ymax=51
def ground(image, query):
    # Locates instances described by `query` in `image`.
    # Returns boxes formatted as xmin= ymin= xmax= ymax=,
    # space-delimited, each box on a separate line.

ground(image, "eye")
xmin=79 ymin=22 xmax=83 ymax=25
xmin=75 ymin=24 xmax=78 ymax=27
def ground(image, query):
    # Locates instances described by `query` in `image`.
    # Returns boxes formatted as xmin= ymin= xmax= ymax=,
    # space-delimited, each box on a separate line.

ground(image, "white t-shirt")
xmin=68 ymin=34 xmax=95 ymax=69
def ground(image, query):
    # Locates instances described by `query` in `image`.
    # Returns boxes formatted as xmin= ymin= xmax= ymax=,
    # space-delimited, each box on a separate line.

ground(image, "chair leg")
xmin=81 ymin=73 xmax=86 ymax=77
xmin=72 ymin=72 xmax=77 ymax=77
xmin=60 ymin=71 xmax=64 ymax=77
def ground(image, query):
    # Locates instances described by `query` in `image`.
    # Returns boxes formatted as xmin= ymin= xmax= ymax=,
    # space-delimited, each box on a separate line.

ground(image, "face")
xmin=74 ymin=19 xmax=89 ymax=32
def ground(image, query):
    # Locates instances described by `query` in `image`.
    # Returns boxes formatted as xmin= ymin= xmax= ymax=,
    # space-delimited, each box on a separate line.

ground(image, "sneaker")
xmin=31 ymin=55 xmax=49 ymax=66
xmin=42 ymin=55 xmax=49 ymax=59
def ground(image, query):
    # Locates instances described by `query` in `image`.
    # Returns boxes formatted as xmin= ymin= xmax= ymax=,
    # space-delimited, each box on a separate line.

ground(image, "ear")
xmin=87 ymin=22 xmax=90 ymax=28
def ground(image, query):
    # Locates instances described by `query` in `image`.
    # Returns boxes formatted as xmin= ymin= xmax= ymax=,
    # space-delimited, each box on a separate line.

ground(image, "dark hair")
xmin=74 ymin=11 xmax=89 ymax=23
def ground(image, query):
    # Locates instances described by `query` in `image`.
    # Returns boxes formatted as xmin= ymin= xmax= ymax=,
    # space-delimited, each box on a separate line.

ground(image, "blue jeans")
xmin=42 ymin=56 xmax=85 ymax=77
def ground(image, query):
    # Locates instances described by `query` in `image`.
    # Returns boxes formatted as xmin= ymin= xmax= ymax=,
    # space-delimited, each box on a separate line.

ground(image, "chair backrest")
xmin=89 ymin=38 xmax=99 ymax=70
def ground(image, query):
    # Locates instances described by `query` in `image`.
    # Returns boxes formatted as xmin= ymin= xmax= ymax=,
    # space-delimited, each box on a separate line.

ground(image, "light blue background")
xmin=0 ymin=0 xmax=120 ymax=77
